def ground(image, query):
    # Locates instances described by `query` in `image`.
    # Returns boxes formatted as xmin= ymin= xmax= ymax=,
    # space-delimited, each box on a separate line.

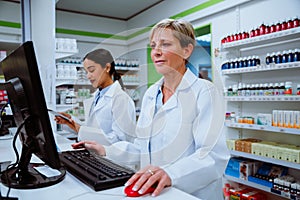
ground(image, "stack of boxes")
xmin=227 ymin=138 xmax=300 ymax=164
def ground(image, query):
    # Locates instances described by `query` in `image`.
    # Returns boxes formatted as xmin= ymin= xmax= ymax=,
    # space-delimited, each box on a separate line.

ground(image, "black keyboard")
xmin=59 ymin=149 xmax=135 ymax=191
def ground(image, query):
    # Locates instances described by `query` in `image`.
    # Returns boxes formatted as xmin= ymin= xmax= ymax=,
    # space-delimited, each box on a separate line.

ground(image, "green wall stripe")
xmin=170 ymin=0 xmax=224 ymax=19
xmin=55 ymin=28 xmax=127 ymax=40
xmin=0 ymin=20 xmax=21 ymax=29
xmin=195 ymin=24 xmax=211 ymax=37
xmin=127 ymin=27 xmax=152 ymax=40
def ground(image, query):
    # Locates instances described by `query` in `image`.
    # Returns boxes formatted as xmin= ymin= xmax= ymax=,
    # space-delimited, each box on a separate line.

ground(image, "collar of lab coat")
xmin=92 ymin=81 xmax=121 ymax=111
xmin=145 ymin=68 xmax=198 ymax=113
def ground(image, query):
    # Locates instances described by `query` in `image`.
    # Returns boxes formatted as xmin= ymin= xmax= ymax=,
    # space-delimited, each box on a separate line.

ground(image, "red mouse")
xmin=124 ymin=180 xmax=157 ymax=197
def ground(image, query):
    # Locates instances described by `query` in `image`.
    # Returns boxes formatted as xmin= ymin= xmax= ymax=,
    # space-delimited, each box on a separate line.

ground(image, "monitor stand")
xmin=0 ymin=144 xmax=66 ymax=189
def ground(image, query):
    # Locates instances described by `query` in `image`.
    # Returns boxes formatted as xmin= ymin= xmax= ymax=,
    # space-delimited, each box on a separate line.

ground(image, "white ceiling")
xmin=55 ymin=0 xmax=164 ymax=21
xmin=2 ymin=0 xmax=164 ymax=21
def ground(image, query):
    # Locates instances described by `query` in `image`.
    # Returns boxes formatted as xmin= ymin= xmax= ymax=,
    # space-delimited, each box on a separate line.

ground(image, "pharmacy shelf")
xmin=55 ymin=50 xmax=79 ymax=59
xmin=56 ymin=62 xmax=83 ymax=67
xmin=115 ymin=66 xmax=140 ymax=71
xmin=225 ymin=95 xmax=300 ymax=101
xmin=56 ymin=103 xmax=79 ymax=112
xmin=56 ymin=78 xmax=90 ymax=86
xmin=224 ymin=175 xmax=290 ymax=199
xmin=225 ymin=122 xmax=300 ymax=135
xmin=123 ymin=82 xmax=140 ymax=86
xmin=222 ymin=61 xmax=300 ymax=75
xmin=230 ymin=150 xmax=300 ymax=170
xmin=221 ymin=27 xmax=300 ymax=50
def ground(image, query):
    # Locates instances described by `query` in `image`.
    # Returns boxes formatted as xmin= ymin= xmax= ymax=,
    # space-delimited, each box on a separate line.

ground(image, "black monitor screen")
xmin=0 ymin=41 xmax=65 ymax=189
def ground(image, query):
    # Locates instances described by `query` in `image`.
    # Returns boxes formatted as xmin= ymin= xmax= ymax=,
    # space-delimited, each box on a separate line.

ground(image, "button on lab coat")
xmin=105 ymin=69 xmax=230 ymax=199
xmin=78 ymin=81 xmax=136 ymax=145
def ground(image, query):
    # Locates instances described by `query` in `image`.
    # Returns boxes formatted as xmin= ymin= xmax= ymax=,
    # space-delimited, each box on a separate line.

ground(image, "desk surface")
xmin=0 ymin=133 xmax=200 ymax=200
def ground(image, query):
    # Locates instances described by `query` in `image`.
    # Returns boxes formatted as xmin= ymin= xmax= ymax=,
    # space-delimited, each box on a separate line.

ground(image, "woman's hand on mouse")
xmin=125 ymin=165 xmax=172 ymax=197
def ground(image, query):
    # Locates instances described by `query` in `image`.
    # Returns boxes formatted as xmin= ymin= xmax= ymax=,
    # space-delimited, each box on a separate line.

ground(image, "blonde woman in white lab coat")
xmin=74 ymin=19 xmax=230 ymax=199
xmin=55 ymin=49 xmax=136 ymax=145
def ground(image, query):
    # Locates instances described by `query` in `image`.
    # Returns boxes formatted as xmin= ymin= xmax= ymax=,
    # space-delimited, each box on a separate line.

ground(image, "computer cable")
xmin=3 ymin=115 xmax=31 ymax=199
xmin=0 ymin=103 xmax=9 ymax=136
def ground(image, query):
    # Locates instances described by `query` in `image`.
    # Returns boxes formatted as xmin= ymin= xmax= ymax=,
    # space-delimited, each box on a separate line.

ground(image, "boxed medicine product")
xmin=257 ymin=113 xmax=272 ymax=126
xmin=272 ymin=110 xmax=278 ymax=127
xmin=294 ymin=111 xmax=300 ymax=129
xmin=226 ymin=139 xmax=236 ymax=150
xmin=239 ymin=161 xmax=253 ymax=180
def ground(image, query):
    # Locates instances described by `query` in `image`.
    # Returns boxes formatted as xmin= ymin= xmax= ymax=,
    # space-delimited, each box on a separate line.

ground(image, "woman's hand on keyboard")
xmin=72 ymin=140 xmax=106 ymax=156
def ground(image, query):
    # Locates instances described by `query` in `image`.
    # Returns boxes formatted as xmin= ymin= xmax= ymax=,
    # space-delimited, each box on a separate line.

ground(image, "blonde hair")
xmin=149 ymin=18 xmax=196 ymax=48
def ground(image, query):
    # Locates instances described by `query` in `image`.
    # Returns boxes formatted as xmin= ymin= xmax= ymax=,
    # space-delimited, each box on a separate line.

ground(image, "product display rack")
xmin=221 ymin=24 xmax=300 ymax=199
xmin=225 ymin=122 xmax=300 ymax=136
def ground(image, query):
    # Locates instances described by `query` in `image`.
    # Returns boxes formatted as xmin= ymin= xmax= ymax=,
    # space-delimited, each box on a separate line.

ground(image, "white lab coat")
xmin=78 ymin=81 xmax=136 ymax=145
xmin=105 ymin=69 xmax=230 ymax=199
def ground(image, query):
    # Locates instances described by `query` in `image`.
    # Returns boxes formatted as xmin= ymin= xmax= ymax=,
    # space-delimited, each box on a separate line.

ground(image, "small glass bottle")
xmin=241 ymin=83 xmax=246 ymax=96
xmin=275 ymin=21 xmax=282 ymax=32
xmin=287 ymin=18 xmax=293 ymax=29
xmin=297 ymin=84 xmax=300 ymax=95
xmin=232 ymin=84 xmax=238 ymax=96
xmin=263 ymin=83 xmax=269 ymax=96
xmin=270 ymin=23 xmax=276 ymax=33
xmin=279 ymin=82 xmax=285 ymax=95
xmin=293 ymin=48 xmax=300 ymax=62
xmin=292 ymin=16 xmax=300 ymax=28
xmin=246 ymin=84 xmax=251 ymax=96
xmin=237 ymin=83 xmax=243 ymax=96
xmin=268 ymin=83 xmax=274 ymax=96
xmin=266 ymin=53 xmax=271 ymax=65
xmin=274 ymin=82 xmax=280 ymax=95
xmin=270 ymin=52 xmax=277 ymax=64
xmin=255 ymin=83 xmax=260 ymax=96
xmin=259 ymin=83 xmax=264 ymax=96
xmin=281 ymin=50 xmax=288 ymax=63
xmin=275 ymin=51 xmax=282 ymax=64
xmin=287 ymin=49 xmax=294 ymax=62
xmin=281 ymin=19 xmax=287 ymax=31
xmin=259 ymin=23 xmax=266 ymax=35
xmin=284 ymin=81 xmax=293 ymax=95
xmin=227 ymin=85 xmax=233 ymax=96
xmin=251 ymin=84 xmax=256 ymax=96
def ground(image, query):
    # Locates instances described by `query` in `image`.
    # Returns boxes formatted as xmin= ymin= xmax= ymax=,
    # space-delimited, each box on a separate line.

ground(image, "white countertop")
xmin=0 ymin=132 xmax=200 ymax=200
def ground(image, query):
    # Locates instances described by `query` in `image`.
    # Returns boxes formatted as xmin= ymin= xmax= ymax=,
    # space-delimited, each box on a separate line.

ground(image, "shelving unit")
xmin=221 ymin=24 xmax=300 ymax=199
xmin=224 ymin=175 xmax=291 ymax=199
xmin=115 ymin=62 xmax=141 ymax=108
xmin=54 ymin=43 xmax=92 ymax=123
xmin=225 ymin=122 xmax=300 ymax=136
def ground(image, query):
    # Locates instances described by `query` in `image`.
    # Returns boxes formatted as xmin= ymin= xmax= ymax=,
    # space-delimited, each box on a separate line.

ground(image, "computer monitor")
xmin=0 ymin=41 xmax=65 ymax=189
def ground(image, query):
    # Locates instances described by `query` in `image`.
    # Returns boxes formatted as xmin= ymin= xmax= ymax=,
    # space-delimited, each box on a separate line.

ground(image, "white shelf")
xmin=56 ymin=103 xmax=79 ymax=112
xmin=221 ymin=16 xmax=300 ymax=200
xmin=222 ymin=61 xmax=300 ymax=75
xmin=124 ymin=82 xmax=140 ymax=86
xmin=224 ymin=175 xmax=290 ymax=199
xmin=55 ymin=50 xmax=79 ymax=59
xmin=230 ymin=150 xmax=300 ymax=170
xmin=221 ymin=27 xmax=300 ymax=50
xmin=56 ymin=62 xmax=83 ymax=67
xmin=225 ymin=122 xmax=300 ymax=135
xmin=224 ymin=175 xmax=271 ymax=194
xmin=116 ymin=66 xmax=140 ymax=71
xmin=225 ymin=95 xmax=300 ymax=101
xmin=56 ymin=78 xmax=90 ymax=86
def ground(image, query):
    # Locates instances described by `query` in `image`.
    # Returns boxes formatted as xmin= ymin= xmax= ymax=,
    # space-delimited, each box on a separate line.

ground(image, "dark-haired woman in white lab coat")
xmin=55 ymin=48 xmax=136 ymax=145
